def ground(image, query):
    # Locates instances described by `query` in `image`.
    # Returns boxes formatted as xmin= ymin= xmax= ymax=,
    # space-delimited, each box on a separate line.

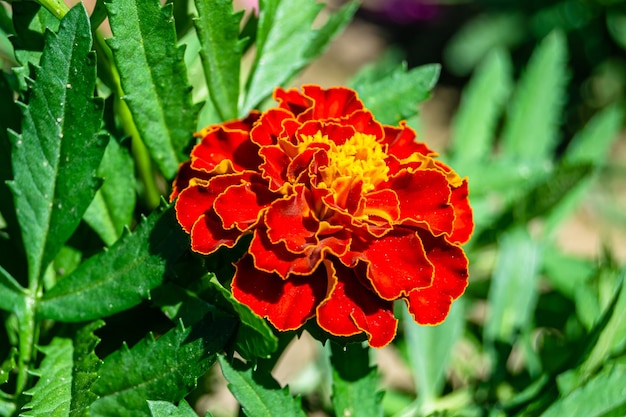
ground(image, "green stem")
xmin=14 ymin=287 xmax=40 ymax=397
xmin=93 ymin=32 xmax=161 ymax=209
xmin=35 ymin=0 xmax=69 ymax=19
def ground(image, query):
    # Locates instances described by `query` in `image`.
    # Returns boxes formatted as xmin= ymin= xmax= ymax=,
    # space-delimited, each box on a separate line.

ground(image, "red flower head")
xmin=171 ymin=85 xmax=473 ymax=348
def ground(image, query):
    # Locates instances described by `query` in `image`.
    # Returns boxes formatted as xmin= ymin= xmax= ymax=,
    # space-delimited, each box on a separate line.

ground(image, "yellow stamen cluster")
xmin=300 ymin=131 xmax=389 ymax=193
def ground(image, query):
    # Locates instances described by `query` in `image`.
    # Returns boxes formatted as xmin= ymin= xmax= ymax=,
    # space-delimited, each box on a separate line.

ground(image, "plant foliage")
xmin=0 ymin=0 xmax=624 ymax=416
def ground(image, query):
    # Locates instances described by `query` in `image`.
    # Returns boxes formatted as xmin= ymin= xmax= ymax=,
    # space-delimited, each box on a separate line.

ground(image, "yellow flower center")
xmin=300 ymin=131 xmax=389 ymax=193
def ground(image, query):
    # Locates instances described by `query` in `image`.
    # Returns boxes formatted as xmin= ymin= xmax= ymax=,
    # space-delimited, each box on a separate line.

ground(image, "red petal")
xmin=249 ymin=229 xmax=322 ymax=277
xmin=250 ymin=108 xmax=294 ymax=146
xmin=259 ymin=145 xmax=290 ymax=192
xmin=175 ymin=173 xmax=254 ymax=232
xmin=192 ymin=126 xmax=261 ymax=173
xmin=382 ymin=122 xmax=435 ymax=159
xmin=299 ymin=85 xmax=364 ymax=121
xmin=405 ymin=232 xmax=469 ymax=324
xmin=232 ymin=255 xmax=328 ymax=331
xmin=344 ymin=229 xmax=434 ymax=300
xmin=170 ymin=160 xmax=211 ymax=201
xmin=265 ymin=185 xmax=318 ymax=253
xmin=221 ymin=111 xmax=261 ymax=133
xmin=448 ymin=179 xmax=474 ymax=244
xmin=175 ymin=185 xmax=217 ymax=233
xmin=317 ymin=261 xmax=397 ymax=348
xmin=274 ymin=87 xmax=312 ymax=116
xmin=189 ymin=212 xmax=243 ymax=254
xmin=387 ymin=169 xmax=455 ymax=236
xmin=342 ymin=110 xmax=384 ymax=138
xmin=362 ymin=189 xmax=400 ymax=224
xmin=214 ymin=181 xmax=278 ymax=231
xmin=296 ymin=120 xmax=356 ymax=146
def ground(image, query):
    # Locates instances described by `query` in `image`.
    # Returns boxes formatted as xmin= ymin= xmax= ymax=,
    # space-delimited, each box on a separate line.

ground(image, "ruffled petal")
xmin=189 ymin=212 xmax=243 ymax=254
xmin=296 ymin=120 xmax=356 ymax=146
xmin=317 ymin=260 xmax=397 ymax=348
xmin=249 ymin=229 xmax=322 ymax=277
xmin=382 ymin=122 xmax=435 ymax=159
xmin=387 ymin=168 xmax=455 ymax=236
xmin=344 ymin=229 xmax=434 ymax=300
xmin=250 ymin=108 xmax=294 ymax=146
xmin=170 ymin=160 xmax=211 ymax=201
xmin=405 ymin=231 xmax=469 ymax=324
xmin=175 ymin=185 xmax=217 ymax=233
xmin=299 ymin=85 xmax=364 ymax=121
xmin=274 ymin=87 xmax=312 ymax=116
xmin=362 ymin=189 xmax=400 ymax=224
xmin=341 ymin=110 xmax=384 ymax=139
xmin=265 ymin=185 xmax=319 ymax=253
xmin=448 ymin=179 xmax=474 ymax=244
xmin=192 ymin=126 xmax=262 ymax=174
xmin=213 ymin=180 xmax=278 ymax=231
xmin=232 ymin=255 xmax=328 ymax=331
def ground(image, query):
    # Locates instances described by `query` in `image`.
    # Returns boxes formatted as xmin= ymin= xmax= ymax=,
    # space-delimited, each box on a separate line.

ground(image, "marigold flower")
xmin=171 ymin=85 xmax=473 ymax=348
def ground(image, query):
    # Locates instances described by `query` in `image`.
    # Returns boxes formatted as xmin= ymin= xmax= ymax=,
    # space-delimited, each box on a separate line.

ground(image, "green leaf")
xmin=0 ymin=348 xmax=17 ymax=385
xmin=0 ymin=71 xmax=26 ymax=283
xmin=0 ymin=265 xmax=24 ymax=312
xmin=443 ymin=13 xmax=526 ymax=76
xmin=39 ymin=205 xmax=188 ymax=322
xmin=302 ymin=1 xmax=358 ymax=62
xmin=21 ymin=337 xmax=73 ymax=417
xmin=450 ymin=49 xmax=513 ymax=169
xmin=219 ymin=356 xmax=306 ymax=417
xmin=105 ymin=0 xmax=199 ymax=179
xmin=543 ymin=105 xmax=624 ymax=233
xmin=564 ymin=104 xmax=623 ymax=165
xmin=8 ymin=3 xmax=107 ymax=285
xmin=83 ymin=138 xmax=136 ymax=246
xmin=69 ymin=321 xmax=104 ymax=416
xmin=607 ymin=11 xmax=626 ymax=51
xmin=241 ymin=0 xmax=324 ymax=114
xmin=91 ymin=317 xmax=236 ymax=417
xmin=353 ymin=64 xmax=440 ymax=125
xmin=501 ymin=30 xmax=568 ymax=162
xmin=20 ymin=321 xmax=102 ymax=417
xmin=193 ymin=0 xmax=245 ymax=121
xmin=147 ymin=400 xmax=203 ymax=417
xmin=484 ymin=227 xmax=542 ymax=345
xmin=204 ymin=276 xmax=278 ymax=361
xmin=401 ymin=300 xmax=464 ymax=406
xmin=474 ymin=162 xmax=592 ymax=247
xmin=330 ymin=342 xmax=383 ymax=417
xmin=543 ymin=363 xmax=626 ymax=417
xmin=10 ymin=2 xmax=59 ymax=91
xmin=579 ymin=268 xmax=626 ymax=377
xmin=542 ymin=245 xmax=595 ymax=300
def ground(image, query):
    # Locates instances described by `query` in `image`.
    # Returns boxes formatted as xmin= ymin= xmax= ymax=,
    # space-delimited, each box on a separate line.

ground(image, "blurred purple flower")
xmin=363 ymin=0 xmax=440 ymax=24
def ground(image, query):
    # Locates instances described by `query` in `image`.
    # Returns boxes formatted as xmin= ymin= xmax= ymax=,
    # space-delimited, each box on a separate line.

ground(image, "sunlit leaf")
xmin=193 ymin=0 xmax=245 ymax=121
xmin=8 ymin=3 xmax=107 ymax=284
xmin=501 ymin=31 xmax=568 ymax=162
xmin=450 ymin=49 xmax=513 ymax=170
xmin=330 ymin=342 xmax=383 ymax=417
xmin=91 ymin=317 xmax=235 ymax=417
xmin=402 ymin=300 xmax=464 ymax=406
xmin=354 ymin=64 xmax=440 ymax=125
xmin=219 ymin=356 xmax=305 ymax=417
xmin=83 ymin=138 xmax=136 ymax=246
xmin=39 ymin=205 xmax=188 ymax=322
xmin=105 ymin=0 xmax=199 ymax=178
xmin=484 ymin=226 xmax=542 ymax=345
